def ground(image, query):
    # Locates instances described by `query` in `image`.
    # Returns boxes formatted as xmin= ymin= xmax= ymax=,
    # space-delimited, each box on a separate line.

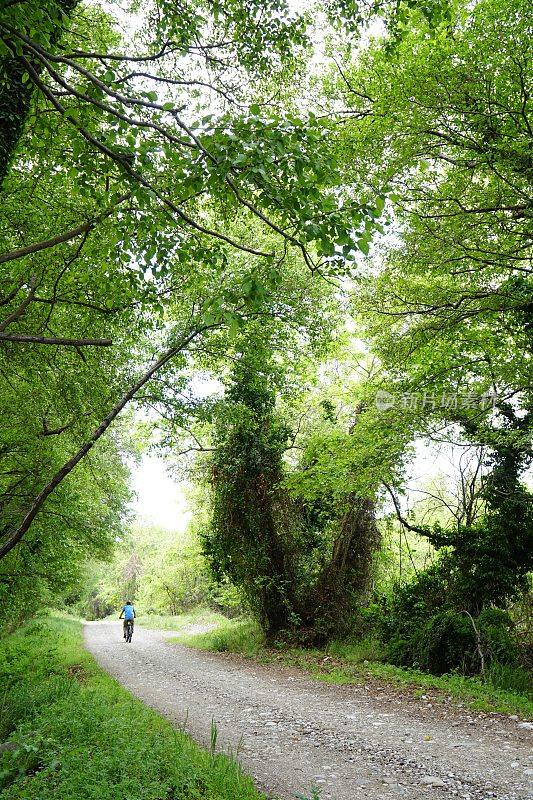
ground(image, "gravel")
xmin=84 ymin=622 xmax=533 ymax=800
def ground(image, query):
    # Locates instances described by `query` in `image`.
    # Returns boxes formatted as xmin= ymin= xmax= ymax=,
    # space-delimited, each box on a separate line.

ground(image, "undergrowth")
xmin=0 ymin=614 xmax=264 ymax=800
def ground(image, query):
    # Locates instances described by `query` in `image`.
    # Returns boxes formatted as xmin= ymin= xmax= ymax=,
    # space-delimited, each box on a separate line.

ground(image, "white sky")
xmin=130 ymin=455 xmax=191 ymax=532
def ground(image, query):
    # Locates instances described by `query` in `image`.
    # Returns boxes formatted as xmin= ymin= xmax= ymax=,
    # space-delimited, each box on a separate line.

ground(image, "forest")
xmin=0 ymin=0 xmax=532 ymax=796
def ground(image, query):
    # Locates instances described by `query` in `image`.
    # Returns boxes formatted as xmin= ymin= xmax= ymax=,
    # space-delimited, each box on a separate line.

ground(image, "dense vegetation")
xmin=1 ymin=0 xmax=531 ymax=712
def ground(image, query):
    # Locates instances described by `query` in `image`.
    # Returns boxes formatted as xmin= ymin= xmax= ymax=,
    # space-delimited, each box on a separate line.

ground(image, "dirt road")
xmin=84 ymin=621 xmax=532 ymax=800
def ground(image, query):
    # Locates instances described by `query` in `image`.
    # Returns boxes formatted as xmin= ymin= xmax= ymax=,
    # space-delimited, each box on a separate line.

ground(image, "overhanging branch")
xmin=383 ymin=481 xmax=431 ymax=537
xmin=0 ymin=333 xmax=113 ymax=346
xmin=0 ymin=323 xmax=215 ymax=560
xmin=0 ymin=194 xmax=130 ymax=265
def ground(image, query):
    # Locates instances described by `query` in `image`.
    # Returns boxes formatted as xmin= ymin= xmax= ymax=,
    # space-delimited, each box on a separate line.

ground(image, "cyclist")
xmin=119 ymin=600 xmax=136 ymax=639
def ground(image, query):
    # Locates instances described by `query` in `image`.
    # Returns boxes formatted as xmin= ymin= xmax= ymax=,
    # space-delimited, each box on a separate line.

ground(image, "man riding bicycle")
xmin=119 ymin=600 xmax=135 ymax=638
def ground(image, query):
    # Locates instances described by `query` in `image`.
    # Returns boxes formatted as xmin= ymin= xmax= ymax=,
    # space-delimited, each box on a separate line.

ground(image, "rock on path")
xmin=84 ymin=622 xmax=533 ymax=800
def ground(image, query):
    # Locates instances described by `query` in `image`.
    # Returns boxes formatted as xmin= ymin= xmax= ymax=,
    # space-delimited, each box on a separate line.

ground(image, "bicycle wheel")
xmin=126 ymin=622 xmax=133 ymax=642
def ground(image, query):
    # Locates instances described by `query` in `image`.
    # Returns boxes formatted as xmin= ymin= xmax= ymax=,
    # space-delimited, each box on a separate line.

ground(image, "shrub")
xmin=478 ymin=608 xmax=518 ymax=665
xmin=416 ymin=611 xmax=476 ymax=674
xmin=372 ymin=562 xmax=450 ymax=647
xmin=373 ymin=563 xmax=524 ymax=676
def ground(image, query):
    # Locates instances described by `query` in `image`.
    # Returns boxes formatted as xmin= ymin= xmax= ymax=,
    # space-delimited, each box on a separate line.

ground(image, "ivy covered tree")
xmin=202 ymin=334 xmax=383 ymax=641
xmin=205 ymin=344 xmax=296 ymax=635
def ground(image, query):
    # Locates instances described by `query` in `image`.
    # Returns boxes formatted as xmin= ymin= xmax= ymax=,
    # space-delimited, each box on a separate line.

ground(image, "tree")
xmin=201 ymin=329 xmax=387 ymax=641
xmin=205 ymin=343 xmax=297 ymax=635
xmin=0 ymin=0 xmax=79 ymax=183
xmin=0 ymin=431 xmax=131 ymax=630
xmin=327 ymin=0 xmax=532 ymax=610
xmin=0 ymin=0 xmax=386 ymax=572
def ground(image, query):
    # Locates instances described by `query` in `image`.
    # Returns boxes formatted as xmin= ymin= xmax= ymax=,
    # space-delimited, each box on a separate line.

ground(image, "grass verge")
xmin=136 ymin=608 xmax=229 ymax=633
xmin=0 ymin=614 xmax=265 ymax=800
xmin=173 ymin=617 xmax=533 ymax=719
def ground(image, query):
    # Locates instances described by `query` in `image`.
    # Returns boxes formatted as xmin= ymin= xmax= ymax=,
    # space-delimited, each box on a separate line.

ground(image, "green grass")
xmin=175 ymin=617 xmax=264 ymax=656
xmin=174 ymin=617 xmax=533 ymax=719
xmin=136 ymin=607 xmax=229 ymax=633
xmin=0 ymin=614 xmax=265 ymax=800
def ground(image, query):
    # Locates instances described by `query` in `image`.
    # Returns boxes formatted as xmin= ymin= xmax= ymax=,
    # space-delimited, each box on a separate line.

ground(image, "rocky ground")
xmin=84 ymin=622 xmax=533 ymax=800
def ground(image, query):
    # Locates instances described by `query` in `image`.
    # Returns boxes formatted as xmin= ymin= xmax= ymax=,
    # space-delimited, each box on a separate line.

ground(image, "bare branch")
xmin=0 ymin=333 xmax=113 ymax=346
xmin=383 ymin=481 xmax=431 ymax=537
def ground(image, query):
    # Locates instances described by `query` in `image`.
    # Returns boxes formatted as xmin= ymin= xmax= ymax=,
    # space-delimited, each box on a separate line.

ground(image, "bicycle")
xmin=125 ymin=620 xmax=134 ymax=643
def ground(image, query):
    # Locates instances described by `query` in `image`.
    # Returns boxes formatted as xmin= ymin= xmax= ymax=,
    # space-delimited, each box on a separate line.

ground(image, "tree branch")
xmin=0 ymin=333 xmax=112 ymax=346
xmin=0 ymin=274 xmax=37 ymax=330
xmin=0 ymin=194 xmax=130 ymax=265
xmin=0 ymin=279 xmax=24 ymax=306
xmin=0 ymin=324 xmax=215 ymax=559
xmin=21 ymin=56 xmax=273 ymax=258
xmin=383 ymin=481 xmax=431 ymax=537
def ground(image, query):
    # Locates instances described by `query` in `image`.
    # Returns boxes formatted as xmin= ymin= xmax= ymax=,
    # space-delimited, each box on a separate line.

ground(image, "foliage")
xmin=0 ymin=437 xmax=132 ymax=632
xmin=339 ymin=0 xmax=533 ymax=482
xmin=0 ymin=615 xmax=264 ymax=799
xmin=0 ymin=0 xmax=530 ymax=691
xmin=201 ymin=331 xmax=384 ymax=641
xmin=205 ymin=342 xmax=298 ymax=634
xmin=0 ymin=0 xmax=78 ymax=183
xmin=68 ymin=522 xmax=240 ymax=620
xmin=375 ymin=449 xmax=533 ymax=628
xmin=375 ymin=572 xmax=524 ymax=674
xmin=323 ymin=0 xmax=533 ymax=653
xmin=0 ymin=0 xmax=388 ymax=614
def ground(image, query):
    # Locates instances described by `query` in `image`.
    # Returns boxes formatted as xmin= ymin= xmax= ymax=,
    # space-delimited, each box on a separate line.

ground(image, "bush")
xmin=373 ymin=564 xmax=524 ymax=675
xmin=478 ymin=608 xmax=519 ymax=665
xmin=374 ymin=563 xmax=450 ymax=643
xmin=384 ymin=608 xmax=523 ymax=676
xmin=416 ymin=611 xmax=476 ymax=674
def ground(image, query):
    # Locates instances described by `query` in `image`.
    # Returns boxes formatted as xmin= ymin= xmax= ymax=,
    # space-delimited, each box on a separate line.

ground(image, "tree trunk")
xmin=303 ymin=495 xmax=380 ymax=643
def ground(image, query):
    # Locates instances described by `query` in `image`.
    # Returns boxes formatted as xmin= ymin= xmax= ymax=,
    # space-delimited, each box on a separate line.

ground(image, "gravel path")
xmin=84 ymin=621 xmax=532 ymax=800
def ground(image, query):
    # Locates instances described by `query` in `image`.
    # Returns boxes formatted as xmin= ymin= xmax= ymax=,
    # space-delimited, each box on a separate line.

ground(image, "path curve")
xmin=84 ymin=621 xmax=532 ymax=800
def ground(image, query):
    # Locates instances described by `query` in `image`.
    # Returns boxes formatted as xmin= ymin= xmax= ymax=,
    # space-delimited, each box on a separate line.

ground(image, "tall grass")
xmin=174 ymin=617 xmax=264 ymax=655
xmin=137 ymin=607 xmax=228 ymax=632
xmin=0 ymin=615 xmax=265 ymax=800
